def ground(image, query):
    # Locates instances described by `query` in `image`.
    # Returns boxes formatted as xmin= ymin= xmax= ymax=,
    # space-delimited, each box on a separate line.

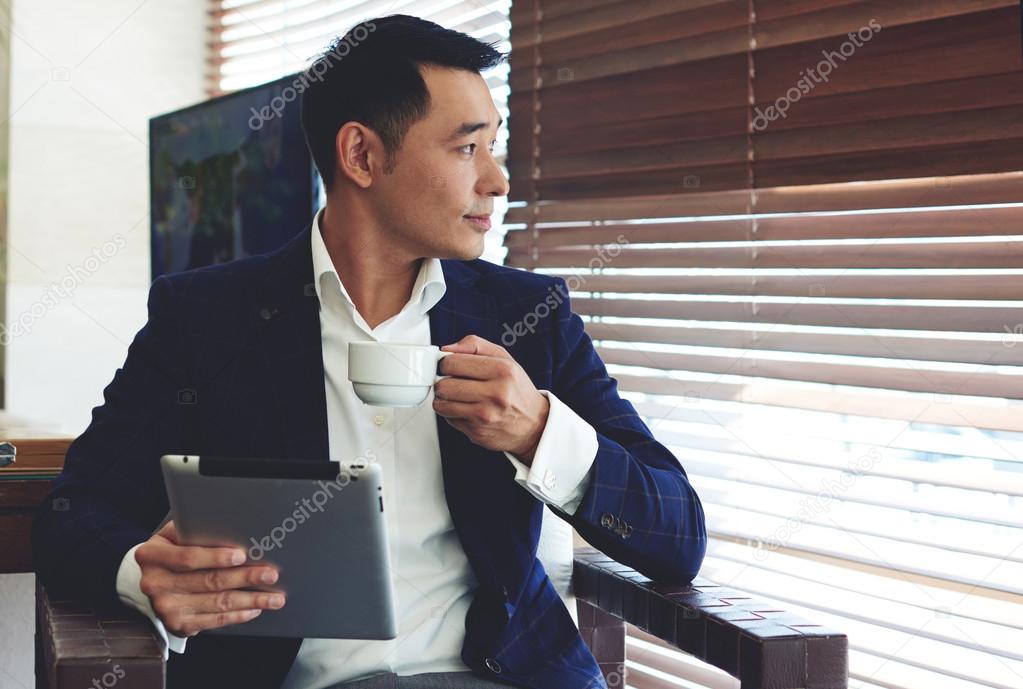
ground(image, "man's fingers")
xmin=136 ymin=522 xmax=277 ymax=636
xmin=439 ymin=353 xmax=509 ymax=381
xmin=168 ymin=590 xmax=286 ymax=617
xmin=175 ymin=564 xmax=279 ymax=593
xmin=166 ymin=608 xmax=264 ymax=637
xmin=442 ymin=335 xmax=511 ymax=360
xmin=432 ymin=398 xmax=481 ymax=421
xmin=433 ymin=377 xmax=489 ymax=403
xmin=135 ymin=540 xmax=246 ymax=572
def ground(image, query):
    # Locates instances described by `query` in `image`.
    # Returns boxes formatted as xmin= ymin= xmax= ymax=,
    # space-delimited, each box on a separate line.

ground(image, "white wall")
xmin=1 ymin=2 xmax=207 ymax=686
xmin=5 ymin=0 xmax=208 ymax=435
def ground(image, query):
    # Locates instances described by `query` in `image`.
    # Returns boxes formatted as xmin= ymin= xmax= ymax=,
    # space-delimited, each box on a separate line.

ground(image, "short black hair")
xmin=300 ymin=14 xmax=506 ymax=190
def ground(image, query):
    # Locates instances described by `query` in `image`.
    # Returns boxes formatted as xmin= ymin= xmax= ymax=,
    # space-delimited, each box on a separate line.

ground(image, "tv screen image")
xmin=149 ymin=74 xmax=321 ymax=279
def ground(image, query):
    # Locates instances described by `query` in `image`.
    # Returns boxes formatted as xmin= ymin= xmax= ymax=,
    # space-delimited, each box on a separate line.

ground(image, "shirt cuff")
xmin=504 ymin=390 xmax=598 ymax=515
xmin=116 ymin=543 xmax=190 ymax=658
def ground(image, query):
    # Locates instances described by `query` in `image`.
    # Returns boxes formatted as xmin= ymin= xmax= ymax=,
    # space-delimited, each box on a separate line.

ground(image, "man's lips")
xmin=464 ymin=215 xmax=492 ymax=230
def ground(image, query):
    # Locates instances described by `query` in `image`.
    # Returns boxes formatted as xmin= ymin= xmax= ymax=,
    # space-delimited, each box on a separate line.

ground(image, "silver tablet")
xmin=160 ymin=454 xmax=397 ymax=639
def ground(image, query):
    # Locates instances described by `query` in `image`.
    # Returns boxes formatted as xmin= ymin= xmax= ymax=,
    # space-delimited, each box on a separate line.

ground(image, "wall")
xmin=5 ymin=0 xmax=208 ymax=434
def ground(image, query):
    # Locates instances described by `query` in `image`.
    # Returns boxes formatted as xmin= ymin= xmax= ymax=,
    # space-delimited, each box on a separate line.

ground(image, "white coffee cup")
xmin=348 ymin=341 xmax=453 ymax=407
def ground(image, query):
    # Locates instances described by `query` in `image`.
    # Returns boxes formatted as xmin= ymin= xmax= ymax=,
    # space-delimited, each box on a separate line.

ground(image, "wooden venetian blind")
xmin=506 ymin=1 xmax=1023 ymax=688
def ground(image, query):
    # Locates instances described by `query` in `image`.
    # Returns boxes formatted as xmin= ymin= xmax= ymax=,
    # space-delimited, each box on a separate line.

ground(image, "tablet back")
xmin=160 ymin=454 xmax=397 ymax=639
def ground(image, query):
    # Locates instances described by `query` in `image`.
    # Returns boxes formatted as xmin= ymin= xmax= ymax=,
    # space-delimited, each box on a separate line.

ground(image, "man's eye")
xmin=459 ymin=141 xmax=497 ymax=155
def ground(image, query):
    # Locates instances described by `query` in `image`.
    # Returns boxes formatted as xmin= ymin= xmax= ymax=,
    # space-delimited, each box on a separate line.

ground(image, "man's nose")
xmin=479 ymin=155 xmax=510 ymax=197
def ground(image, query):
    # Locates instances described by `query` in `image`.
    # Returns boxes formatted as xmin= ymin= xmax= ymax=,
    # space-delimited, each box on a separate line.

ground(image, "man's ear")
xmin=335 ymin=122 xmax=382 ymax=189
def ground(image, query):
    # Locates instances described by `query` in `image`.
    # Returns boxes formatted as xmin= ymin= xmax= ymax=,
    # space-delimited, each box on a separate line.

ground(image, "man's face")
xmin=369 ymin=64 xmax=509 ymax=261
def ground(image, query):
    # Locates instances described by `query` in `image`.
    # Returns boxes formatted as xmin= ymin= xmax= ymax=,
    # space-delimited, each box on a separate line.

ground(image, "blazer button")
xmin=600 ymin=513 xmax=614 ymax=529
xmin=485 ymin=657 xmax=502 ymax=674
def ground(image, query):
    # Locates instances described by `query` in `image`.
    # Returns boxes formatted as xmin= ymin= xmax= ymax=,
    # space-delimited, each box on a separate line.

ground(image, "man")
xmin=32 ymin=14 xmax=706 ymax=689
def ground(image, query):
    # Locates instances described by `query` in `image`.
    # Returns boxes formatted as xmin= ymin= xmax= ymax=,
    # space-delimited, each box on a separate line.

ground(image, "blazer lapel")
xmin=430 ymin=262 xmax=510 ymax=587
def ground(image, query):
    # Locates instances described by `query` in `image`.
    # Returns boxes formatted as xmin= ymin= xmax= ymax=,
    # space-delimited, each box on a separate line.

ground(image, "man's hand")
xmin=134 ymin=521 xmax=286 ymax=637
xmin=433 ymin=335 xmax=550 ymax=464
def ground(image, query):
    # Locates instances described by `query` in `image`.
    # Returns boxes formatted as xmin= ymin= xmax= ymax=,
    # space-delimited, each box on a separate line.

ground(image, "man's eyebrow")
xmin=444 ymin=116 xmax=504 ymax=142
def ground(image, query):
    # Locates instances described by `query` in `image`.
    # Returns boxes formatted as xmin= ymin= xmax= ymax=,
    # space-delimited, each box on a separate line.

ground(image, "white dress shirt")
xmin=115 ymin=210 xmax=599 ymax=688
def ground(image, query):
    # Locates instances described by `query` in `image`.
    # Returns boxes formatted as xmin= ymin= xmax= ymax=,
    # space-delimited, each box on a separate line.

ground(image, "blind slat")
xmin=597 ymin=346 xmax=1023 ymax=400
xmin=504 ymin=206 xmax=1023 ymax=246
xmin=632 ymin=399 xmax=1023 ymax=469
xmin=508 ymin=240 xmax=1023 ymax=269
xmin=654 ymin=431 xmax=1023 ymax=498
xmin=585 ymin=321 xmax=1023 ymax=367
xmin=572 ymin=297 xmax=1022 ymax=333
xmin=503 ymin=172 xmax=1023 ymax=223
xmin=613 ymin=372 xmax=1023 ymax=433
xmin=548 ymin=273 xmax=1023 ymax=301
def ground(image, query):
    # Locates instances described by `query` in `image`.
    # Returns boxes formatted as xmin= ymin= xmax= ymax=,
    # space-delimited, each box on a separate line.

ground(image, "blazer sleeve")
xmin=31 ymin=275 xmax=190 ymax=608
xmin=545 ymin=277 xmax=707 ymax=584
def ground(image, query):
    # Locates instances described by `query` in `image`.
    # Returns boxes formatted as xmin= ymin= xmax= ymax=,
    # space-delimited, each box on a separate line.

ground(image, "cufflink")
xmin=542 ymin=469 xmax=557 ymax=490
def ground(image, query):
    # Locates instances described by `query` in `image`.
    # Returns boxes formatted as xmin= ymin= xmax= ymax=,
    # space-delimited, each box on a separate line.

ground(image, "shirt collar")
xmin=310 ymin=207 xmax=446 ymax=318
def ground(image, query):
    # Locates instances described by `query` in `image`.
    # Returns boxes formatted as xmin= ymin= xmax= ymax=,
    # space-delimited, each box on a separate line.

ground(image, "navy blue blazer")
xmin=32 ymin=224 xmax=706 ymax=689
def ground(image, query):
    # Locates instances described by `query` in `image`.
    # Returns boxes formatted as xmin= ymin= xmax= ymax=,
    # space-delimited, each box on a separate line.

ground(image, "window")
xmin=505 ymin=1 xmax=1023 ymax=687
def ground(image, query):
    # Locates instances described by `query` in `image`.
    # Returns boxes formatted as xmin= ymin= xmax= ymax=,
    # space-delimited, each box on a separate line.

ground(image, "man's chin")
xmin=440 ymin=240 xmax=486 ymax=262
xmin=463 ymin=245 xmax=486 ymax=261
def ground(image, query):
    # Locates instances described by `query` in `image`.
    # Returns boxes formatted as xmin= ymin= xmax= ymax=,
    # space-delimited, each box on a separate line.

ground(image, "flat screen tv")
xmin=149 ymin=74 xmax=321 ymax=279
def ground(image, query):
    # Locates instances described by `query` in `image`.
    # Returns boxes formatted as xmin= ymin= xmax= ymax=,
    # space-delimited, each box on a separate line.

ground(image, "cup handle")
xmin=435 ymin=350 xmax=454 ymax=384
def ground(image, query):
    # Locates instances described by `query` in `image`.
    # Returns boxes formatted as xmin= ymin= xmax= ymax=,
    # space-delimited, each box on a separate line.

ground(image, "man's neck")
xmin=319 ymin=204 xmax=421 ymax=330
